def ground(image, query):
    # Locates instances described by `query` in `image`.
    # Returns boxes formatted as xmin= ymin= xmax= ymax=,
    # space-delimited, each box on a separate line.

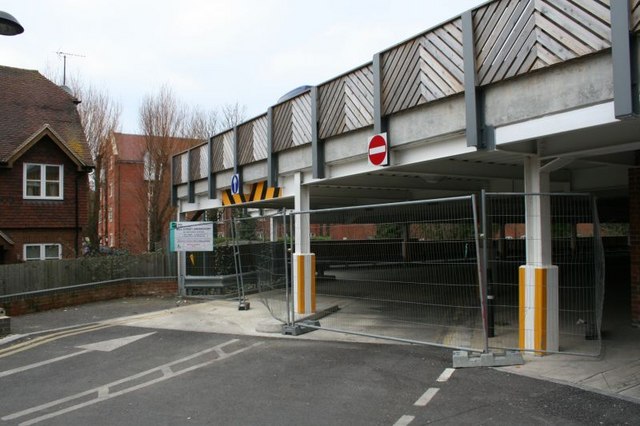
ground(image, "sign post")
xmin=368 ymin=133 xmax=389 ymax=166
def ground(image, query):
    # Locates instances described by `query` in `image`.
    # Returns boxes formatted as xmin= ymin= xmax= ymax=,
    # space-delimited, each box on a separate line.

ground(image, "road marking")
xmin=76 ymin=332 xmax=155 ymax=352
xmin=0 ymin=310 xmax=173 ymax=358
xmin=2 ymin=338 xmax=262 ymax=425
xmin=0 ymin=324 xmax=113 ymax=358
xmin=393 ymin=415 xmax=415 ymax=426
xmin=0 ymin=332 xmax=155 ymax=379
xmin=436 ymin=367 xmax=455 ymax=382
xmin=414 ymin=388 xmax=439 ymax=407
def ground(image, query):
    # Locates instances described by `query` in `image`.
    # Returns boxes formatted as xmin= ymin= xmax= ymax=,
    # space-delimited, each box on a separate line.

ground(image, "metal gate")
xmin=482 ymin=192 xmax=604 ymax=356
xmin=229 ymin=193 xmax=604 ymax=356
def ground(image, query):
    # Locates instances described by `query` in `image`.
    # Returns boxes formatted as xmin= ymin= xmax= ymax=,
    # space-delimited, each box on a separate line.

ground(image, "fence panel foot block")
xmin=452 ymin=350 xmax=524 ymax=368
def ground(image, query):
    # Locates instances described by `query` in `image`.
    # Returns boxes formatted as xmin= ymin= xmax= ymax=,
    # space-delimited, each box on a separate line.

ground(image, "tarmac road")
xmin=1 ymin=298 xmax=639 ymax=425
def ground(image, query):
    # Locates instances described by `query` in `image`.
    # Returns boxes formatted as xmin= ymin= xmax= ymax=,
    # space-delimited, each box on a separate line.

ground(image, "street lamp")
xmin=0 ymin=11 xmax=24 ymax=36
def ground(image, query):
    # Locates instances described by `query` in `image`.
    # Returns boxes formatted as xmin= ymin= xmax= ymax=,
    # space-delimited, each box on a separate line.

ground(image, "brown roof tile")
xmin=113 ymin=132 xmax=203 ymax=162
xmin=0 ymin=65 xmax=93 ymax=166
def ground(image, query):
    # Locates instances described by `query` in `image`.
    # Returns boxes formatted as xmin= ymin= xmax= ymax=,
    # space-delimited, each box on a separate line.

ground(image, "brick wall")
xmin=0 ymin=278 xmax=178 ymax=316
xmin=116 ymin=162 xmax=147 ymax=253
xmin=2 ymin=229 xmax=79 ymax=262
xmin=0 ymin=135 xmax=90 ymax=263
xmin=630 ymin=167 xmax=640 ymax=327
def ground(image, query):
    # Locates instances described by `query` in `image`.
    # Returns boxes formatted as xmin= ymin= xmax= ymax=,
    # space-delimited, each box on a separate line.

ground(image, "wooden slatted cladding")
xmin=188 ymin=143 xmax=208 ymax=181
xmin=211 ymin=134 xmax=225 ymax=172
xmin=272 ymin=92 xmax=312 ymax=153
xmin=318 ymin=65 xmax=374 ymax=139
xmin=381 ymin=19 xmax=464 ymax=116
xmin=238 ymin=114 xmax=268 ymax=166
xmin=222 ymin=130 xmax=234 ymax=170
xmin=172 ymin=153 xmax=188 ymax=184
xmin=474 ymin=0 xmax=612 ymax=86
xmin=633 ymin=0 xmax=640 ymax=32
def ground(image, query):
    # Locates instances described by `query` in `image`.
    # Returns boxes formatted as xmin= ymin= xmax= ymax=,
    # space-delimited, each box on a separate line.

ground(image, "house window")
xmin=24 ymin=243 xmax=62 ymax=261
xmin=23 ymin=164 xmax=63 ymax=200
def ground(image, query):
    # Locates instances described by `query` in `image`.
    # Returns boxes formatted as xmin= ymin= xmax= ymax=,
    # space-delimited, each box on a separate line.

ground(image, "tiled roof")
xmin=113 ymin=133 xmax=147 ymax=162
xmin=0 ymin=65 xmax=93 ymax=166
xmin=113 ymin=132 xmax=203 ymax=162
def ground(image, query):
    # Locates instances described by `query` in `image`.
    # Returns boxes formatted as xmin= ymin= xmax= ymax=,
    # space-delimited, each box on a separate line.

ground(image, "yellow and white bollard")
xmin=519 ymin=266 xmax=559 ymax=353
xmin=293 ymin=253 xmax=316 ymax=315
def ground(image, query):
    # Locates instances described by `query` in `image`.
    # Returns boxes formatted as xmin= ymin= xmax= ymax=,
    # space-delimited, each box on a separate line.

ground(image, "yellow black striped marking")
xmin=222 ymin=181 xmax=281 ymax=206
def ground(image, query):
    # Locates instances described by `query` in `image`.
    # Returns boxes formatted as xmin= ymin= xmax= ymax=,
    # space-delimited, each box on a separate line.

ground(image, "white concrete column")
xmin=176 ymin=200 xmax=186 ymax=297
xmin=520 ymin=156 xmax=559 ymax=353
xmin=293 ymin=172 xmax=315 ymax=315
xmin=294 ymin=172 xmax=310 ymax=253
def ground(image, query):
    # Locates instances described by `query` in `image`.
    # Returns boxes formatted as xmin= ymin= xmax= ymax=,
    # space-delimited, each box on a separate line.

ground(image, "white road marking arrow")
xmin=76 ymin=332 xmax=155 ymax=352
xmin=0 ymin=332 xmax=155 ymax=378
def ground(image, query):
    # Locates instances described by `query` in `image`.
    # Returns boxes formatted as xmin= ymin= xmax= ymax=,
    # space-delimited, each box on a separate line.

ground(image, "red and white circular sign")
xmin=368 ymin=133 xmax=388 ymax=166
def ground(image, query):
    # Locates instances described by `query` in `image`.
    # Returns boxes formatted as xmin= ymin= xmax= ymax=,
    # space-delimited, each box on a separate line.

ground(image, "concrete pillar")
xmin=519 ymin=156 xmax=559 ymax=353
xmin=630 ymin=166 xmax=640 ymax=327
xmin=294 ymin=172 xmax=310 ymax=253
xmin=293 ymin=172 xmax=315 ymax=314
xmin=176 ymin=200 xmax=186 ymax=297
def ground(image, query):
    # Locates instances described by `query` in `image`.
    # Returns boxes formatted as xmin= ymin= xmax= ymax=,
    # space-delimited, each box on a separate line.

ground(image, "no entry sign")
xmin=368 ymin=133 xmax=388 ymax=166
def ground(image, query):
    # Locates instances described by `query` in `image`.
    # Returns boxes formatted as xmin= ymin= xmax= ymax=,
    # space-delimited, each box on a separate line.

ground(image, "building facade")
xmin=100 ymin=133 xmax=201 ymax=254
xmin=0 ymin=66 xmax=93 ymax=264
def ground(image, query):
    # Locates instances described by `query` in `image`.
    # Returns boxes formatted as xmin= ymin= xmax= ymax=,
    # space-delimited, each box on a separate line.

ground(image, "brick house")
xmin=100 ymin=133 xmax=200 ymax=254
xmin=0 ymin=65 xmax=93 ymax=264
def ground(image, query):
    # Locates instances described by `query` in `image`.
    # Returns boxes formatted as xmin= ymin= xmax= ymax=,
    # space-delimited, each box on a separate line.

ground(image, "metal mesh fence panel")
xmin=484 ymin=193 xmax=604 ymax=356
xmin=231 ymin=211 xmax=289 ymax=322
xmin=289 ymin=196 xmax=486 ymax=350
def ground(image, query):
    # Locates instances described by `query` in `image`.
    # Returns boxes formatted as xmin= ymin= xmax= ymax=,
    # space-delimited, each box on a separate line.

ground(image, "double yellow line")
xmin=0 ymin=323 xmax=112 ymax=358
xmin=0 ymin=309 xmax=172 ymax=358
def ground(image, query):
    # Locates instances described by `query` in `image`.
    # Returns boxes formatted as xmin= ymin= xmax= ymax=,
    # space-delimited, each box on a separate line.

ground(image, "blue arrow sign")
xmin=231 ymin=174 xmax=240 ymax=195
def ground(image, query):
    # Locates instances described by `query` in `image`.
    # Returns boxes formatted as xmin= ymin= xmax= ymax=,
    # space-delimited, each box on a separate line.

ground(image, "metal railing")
xmin=483 ymin=192 xmax=605 ymax=356
xmin=228 ymin=192 xmax=604 ymax=356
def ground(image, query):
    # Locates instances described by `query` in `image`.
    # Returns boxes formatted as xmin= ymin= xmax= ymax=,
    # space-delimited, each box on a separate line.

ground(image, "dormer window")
xmin=23 ymin=163 xmax=64 ymax=200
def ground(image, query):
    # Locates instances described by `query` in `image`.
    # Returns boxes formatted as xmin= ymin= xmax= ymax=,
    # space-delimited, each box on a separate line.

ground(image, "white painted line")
xmin=0 ymin=332 xmax=156 ymax=379
xmin=414 ymin=388 xmax=439 ymax=407
xmin=393 ymin=415 xmax=415 ymax=426
xmin=436 ymin=368 xmax=455 ymax=382
xmin=77 ymin=332 xmax=156 ymax=352
xmin=2 ymin=339 xmax=262 ymax=425
xmin=0 ymin=350 xmax=90 ymax=378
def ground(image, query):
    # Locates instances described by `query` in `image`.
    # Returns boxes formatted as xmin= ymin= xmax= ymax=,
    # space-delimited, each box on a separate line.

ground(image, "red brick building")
xmin=100 ymin=133 xmax=200 ymax=253
xmin=0 ymin=66 xmax=93 ymax=264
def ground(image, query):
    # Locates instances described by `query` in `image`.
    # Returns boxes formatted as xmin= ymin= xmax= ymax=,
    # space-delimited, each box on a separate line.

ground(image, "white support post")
xmin=520 ymin=156 xmax=559 ymax=354
xmin=176 ymin=200 xmax=186 ymax=297
xmin=293 ymin=172 xmax=315 ymax=315
xmin=294 ymin=172 xmax=310 ymax=253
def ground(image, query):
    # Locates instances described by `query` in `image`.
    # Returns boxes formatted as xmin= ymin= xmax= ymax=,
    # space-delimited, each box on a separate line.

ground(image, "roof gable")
xmin=4 ymin=124 xmax=88 ymax=168
xmin=0 ymin=65 xmax=93 ymax=168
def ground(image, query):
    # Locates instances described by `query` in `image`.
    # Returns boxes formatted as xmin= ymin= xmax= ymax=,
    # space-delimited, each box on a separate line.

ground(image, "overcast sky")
xmin=1 ymin=0 xmax=485 ymax=134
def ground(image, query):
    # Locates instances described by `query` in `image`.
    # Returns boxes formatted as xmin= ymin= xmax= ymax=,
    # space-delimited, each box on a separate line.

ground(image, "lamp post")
xmin=0 ymin=11 xmax=24 ymax=36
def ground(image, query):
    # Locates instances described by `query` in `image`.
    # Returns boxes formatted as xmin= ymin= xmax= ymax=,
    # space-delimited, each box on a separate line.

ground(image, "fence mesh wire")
xmin=484 ymin=193 xmax=604 ymax=355
xmin=228 ymin=211 xmax=289 ymax=320
xmin=288 ymin=197 xmax=485 ymax=350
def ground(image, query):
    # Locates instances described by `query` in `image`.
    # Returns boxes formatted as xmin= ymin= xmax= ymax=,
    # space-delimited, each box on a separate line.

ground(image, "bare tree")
xmin=70 ymin=79 xmax=121 ymax=251
xmin=185 ymin=107 xmax=220 ymax=142
xmin=138 ymin=85 xmax=190 ymax=251
xmin=220 ymin=102 xmax=247 ymax=130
